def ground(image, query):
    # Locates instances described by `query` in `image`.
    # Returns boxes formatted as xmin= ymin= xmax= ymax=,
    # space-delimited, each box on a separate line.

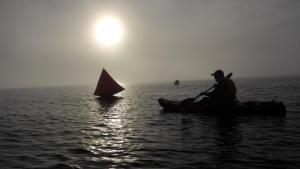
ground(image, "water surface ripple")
xmin=0 ymin=77 xmax=300 ymax=169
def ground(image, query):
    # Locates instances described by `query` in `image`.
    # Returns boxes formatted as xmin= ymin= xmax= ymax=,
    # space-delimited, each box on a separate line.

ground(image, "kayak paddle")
xmin=180 ymin=72 xmax=233 ymax=106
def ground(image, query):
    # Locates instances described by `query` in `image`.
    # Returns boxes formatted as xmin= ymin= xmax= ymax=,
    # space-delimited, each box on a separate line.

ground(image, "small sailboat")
xmin=94 ymin=68 xmax=124 ymax=97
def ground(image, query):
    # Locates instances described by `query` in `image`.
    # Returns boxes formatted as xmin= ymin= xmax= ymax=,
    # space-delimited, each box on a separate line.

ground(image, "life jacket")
xmin=211 ymin=78 xmax=237 ymax=105
xmin=224 ymin=78 xmax=237 ymax=100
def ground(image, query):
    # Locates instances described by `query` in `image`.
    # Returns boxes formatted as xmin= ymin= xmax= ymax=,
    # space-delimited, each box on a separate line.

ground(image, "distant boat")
xmin=94 ymin=68 xmax=124 ymax=97
xmin=174 ymin=80 xmax=180 ymax=86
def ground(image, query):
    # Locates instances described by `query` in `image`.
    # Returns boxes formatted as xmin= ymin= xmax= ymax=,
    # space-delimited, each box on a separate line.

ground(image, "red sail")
xmin=94 ymin=68 xmax=125 ymax=96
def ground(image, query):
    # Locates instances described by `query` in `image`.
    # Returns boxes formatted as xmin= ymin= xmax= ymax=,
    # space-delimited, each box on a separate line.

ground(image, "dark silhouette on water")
xmin=196 ymin=70 xmax=237 ymax=110
xmin=174 ymin=80 xmax=180 ymax=86
xmin=94 ymin=68 xmax=124 ymax=97
xmin=180 ymin=71 xmax=234 ymax=107
xmin=158 ymin=70 xmax=286 ymax=115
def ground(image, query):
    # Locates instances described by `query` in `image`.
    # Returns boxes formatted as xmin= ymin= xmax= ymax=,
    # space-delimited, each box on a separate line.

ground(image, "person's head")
xmin=211 ymin=70 xmax=224 ymax=82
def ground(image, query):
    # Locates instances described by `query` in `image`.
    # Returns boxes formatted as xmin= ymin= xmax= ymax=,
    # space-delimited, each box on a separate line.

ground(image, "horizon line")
xmin=0 ymin=74 xmax=300 ymax=90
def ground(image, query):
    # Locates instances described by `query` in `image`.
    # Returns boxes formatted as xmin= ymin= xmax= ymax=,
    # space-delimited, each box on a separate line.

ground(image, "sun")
xmin=95 ymin=16 xmax=124 ymax=47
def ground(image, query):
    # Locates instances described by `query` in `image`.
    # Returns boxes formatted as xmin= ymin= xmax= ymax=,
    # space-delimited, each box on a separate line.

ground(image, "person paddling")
xmin=197 ymin=70 xmax=237 ymax=108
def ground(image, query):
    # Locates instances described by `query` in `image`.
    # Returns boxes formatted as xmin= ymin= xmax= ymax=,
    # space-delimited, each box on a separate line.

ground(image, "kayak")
xmin=158 ymin=98 xmax=286 ymax=115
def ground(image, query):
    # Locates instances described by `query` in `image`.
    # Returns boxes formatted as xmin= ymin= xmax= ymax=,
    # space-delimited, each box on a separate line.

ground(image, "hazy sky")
xmin=1 ymin=0 xmax=300 ymax=88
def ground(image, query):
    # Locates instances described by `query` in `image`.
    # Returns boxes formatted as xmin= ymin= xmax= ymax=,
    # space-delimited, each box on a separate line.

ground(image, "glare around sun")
xmin=95 ymin=16 xmax=124 ymax=47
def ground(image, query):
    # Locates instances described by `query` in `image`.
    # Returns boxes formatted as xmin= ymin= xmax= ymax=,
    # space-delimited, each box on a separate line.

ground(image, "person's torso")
xmin=212 ymin=78 xmax=237 ymax=103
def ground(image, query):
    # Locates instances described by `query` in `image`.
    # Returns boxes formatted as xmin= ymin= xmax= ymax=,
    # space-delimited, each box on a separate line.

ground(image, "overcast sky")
xmin=0 ymin=0 xmax=300 ymax=88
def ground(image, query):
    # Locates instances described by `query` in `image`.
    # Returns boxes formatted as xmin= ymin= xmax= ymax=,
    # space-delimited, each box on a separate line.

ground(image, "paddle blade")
xmin=226 ymin=72 xmax=233 ymax=79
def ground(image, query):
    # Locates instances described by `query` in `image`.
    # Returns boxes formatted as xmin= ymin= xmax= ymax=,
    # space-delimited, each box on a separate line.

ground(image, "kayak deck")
xmin=158 ymin=98 xmax=286 ymax=115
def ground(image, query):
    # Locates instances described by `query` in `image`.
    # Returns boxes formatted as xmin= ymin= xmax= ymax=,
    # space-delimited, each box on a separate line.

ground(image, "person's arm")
xmin=200 ymin=84 xmax=217 ymax=97
xmin=203 ymin=91 xmax=214 ymax=97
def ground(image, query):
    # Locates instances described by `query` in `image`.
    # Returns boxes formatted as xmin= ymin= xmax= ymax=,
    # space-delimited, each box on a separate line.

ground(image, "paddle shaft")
xmin=193 ymin=85 xmax=214 ymax=99
xmin=193 ymin=72 xmax=233 ymax=100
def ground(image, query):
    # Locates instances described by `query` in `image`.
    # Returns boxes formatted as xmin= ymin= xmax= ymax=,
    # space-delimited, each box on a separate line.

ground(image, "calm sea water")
xmin=0 ymin=77 xmax=300 ymax=169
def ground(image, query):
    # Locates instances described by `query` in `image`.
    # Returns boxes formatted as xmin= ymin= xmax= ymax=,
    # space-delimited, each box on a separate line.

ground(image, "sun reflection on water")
xmin=83 ymin=94 xmax=137 ymax=166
